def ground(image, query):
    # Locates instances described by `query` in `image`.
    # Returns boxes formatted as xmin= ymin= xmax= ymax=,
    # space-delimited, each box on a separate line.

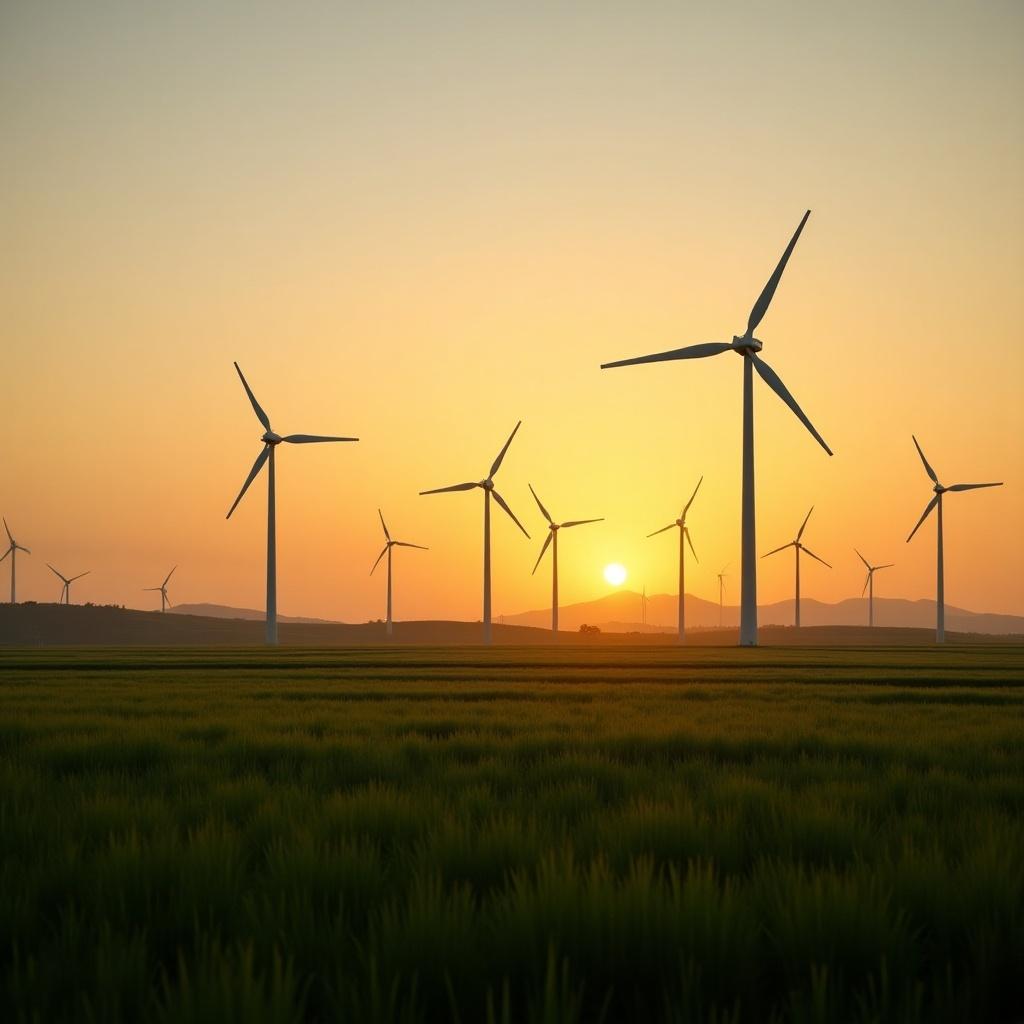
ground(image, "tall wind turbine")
xmin=601 ymin=212 xmax=832 ymax=646
xmin=226 ymin=362 xmax=358 ymax=646
xmin=717 ymin=566 xmax=728 ymax=628
xmin=641 ymin=585 xmax=649 ymax=626
xmin=47 ymin=564 xmax=89 ymax=605
xmin=1 ymin=519 xmax=30 ymax=603
xmin=529 ymin=484 xmax=602 ymax=638
xmin=762 ymin=506 xmax=831 ymax=627
xmin=420 ymin=422 xmax=530 ymax=645
xmin=144 ymin=567 xmax=176 ymax=612
xmin=647 ymin=476 xmax=702 ymax=644
xmin=855 ymin=550 xmax=893 ymax=628
xmin=371 ymin=510 xmax=428 ymax=636
xmin=906 ymin=435 xmax=1002 ymax=643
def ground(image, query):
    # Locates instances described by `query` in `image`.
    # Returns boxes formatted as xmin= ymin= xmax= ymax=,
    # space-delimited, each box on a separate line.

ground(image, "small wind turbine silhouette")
xmin=226 ymin=362 xmax=358 ymax=646
xmin=647 ymin=477 xmax=701 ymax=644
xmin=420 ymin=422 xmax=529 ymax=645
xmin=906 ymin=435 xmax=1003 ymax=643
xmin=855 ymin=550 xmax=893 ymax=628
xmin=47 ymin=564 xmax=89 ymax=605
xmin=529 ymin=484 xmax=602 ymax=638
xmin=371 ymin=510 xmax=428 ymax=637
xmin=1 ymin=519 xmax=30 ymax=603
xmin=641 ymin=584 xmax=649 ymax=626
xmin=762 ymin=506 xmax=831 ymax=627
xmin=144 ymin=567 xmax=176 ymax=612
xmin=602 ymin=212 xmax=831 ymax=646
xmin=717 ymin=566 xmax=728 ymax=628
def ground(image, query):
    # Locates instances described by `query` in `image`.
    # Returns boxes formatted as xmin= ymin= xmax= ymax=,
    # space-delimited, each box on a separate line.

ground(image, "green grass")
xmin=1 ymin=645 xmax=1022 ymax=1023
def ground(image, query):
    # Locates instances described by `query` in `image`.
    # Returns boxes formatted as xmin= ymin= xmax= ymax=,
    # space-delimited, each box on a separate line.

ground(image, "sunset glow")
xmin=603 ymin=564 xmax=628 ymax=587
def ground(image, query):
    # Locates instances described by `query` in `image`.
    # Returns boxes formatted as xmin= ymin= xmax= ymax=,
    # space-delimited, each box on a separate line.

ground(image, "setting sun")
xmin=603 ymin=563 xmax=627 ymax=587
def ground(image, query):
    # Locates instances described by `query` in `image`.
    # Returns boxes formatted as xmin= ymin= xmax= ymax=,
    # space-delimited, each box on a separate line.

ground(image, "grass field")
xmin=2 ymin=645 xmax=1023 ymax=1023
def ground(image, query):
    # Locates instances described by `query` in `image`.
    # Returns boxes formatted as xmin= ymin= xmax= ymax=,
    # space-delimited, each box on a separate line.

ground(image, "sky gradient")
xmin=3 ymin=1 xmax=1022 ymax=621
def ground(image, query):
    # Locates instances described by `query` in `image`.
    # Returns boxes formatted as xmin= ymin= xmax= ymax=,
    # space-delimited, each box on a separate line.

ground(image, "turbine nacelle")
xmin=262 ymin=431 xmax=283 ymax=445
xmin=481 ymin=478 xmax=494 ymax=491
xmin=732 ymin=335 xmax=763 ymax=354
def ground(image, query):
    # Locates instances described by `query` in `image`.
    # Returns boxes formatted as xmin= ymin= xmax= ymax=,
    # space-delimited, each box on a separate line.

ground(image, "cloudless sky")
xmin=2 ymin=0 xmax=1022 ymax=621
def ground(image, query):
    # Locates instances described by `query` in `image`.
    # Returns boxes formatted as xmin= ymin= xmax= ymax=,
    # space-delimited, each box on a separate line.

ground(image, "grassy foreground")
xmin=1 ymin=645 xmax=1022 ymax=1023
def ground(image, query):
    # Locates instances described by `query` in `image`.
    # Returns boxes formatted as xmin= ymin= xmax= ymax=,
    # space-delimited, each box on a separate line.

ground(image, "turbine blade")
xmin=761 ymin=542 xmax=794 ymax=558
xmin=234 ymin=362 xmax=271 ymax=432
xmin=16 ymin=545 xmax=30 ymax=554
xmin=393 ymin=542 xmax=429 ymax=550
xmin=685 ymin=527 xmax=698 ymax=562
xmin=601 ymin=342 xmax=733 ymax=370
xmin=46 ymin=564 xmax=67 ymax=582
xmin=747 ymin=210 xmax=811 ymax=335
xmin=282 ymin=434 xmax=358 ymax=444
xmin=143 ymin=587 xmax=162 ymax=591
xmin=528 ymin=484 xmax=553 ymax=524
xmin=750 ymin=353 xmax=833 ymax=456
xmin=802 ymin=547 xmax=831 ymax=568
xmin=854 ymin=548 xmax=871 ymax=570
xmin=420 ymin=482 xmax=479 ymax=495
xmin=911 ymin=435 xmax=938 ymax=484
xmin=226 ymin=445 xmax=271 ymax=519
xmin=370 ymin=545 xmax=389 ymax=575
xmin=946 ymin=482 xmax=1003 ymax=492
xmin=560 ymin=518 xmax=603 ymax=528
xmin=2 ymin=518 xmax=12 ymax=544
xmin=69 ymin=572 xmax=90 ymax=582
xmin=862 ymin=572 xmax=870 ymax=597
xmin=165 ymin=598 xmax=173 ymax=609
xmin=163 ymin=566 xmax=177 ymax=586
xmin=683 ymin=475 xmax=703 ymax=516
xmin=906 ymin=495 xmax=939 ymax=543
xmin=647 ymin=523 xmax=676 ymax=538
xmin=491 ymin=488 xmax=530 ymax=538
xmin=531 ymin=532 xmax=553 ymax=575
xmin=876 ymin=563 xmax=895 ymax=570
xmin=489 ymin=421 xmax=522 ymax=478
xmin=796 ymin=506 xmax=814 ymax=542
xmin=378 ymin=508 xmax=391 ymax=541
xmin=0 ymin=548 xmax=9 ymax=565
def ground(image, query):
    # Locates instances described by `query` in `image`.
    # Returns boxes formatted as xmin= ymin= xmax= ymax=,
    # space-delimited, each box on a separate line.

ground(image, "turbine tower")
xmin=144 ymin=566 xmax=176 ymax=612
xmin=371 ymin=509 xmax=428 ymax=636
xmin=1 ymin=519 xmax=30 ymax=603
xmin=601 ymin=212 xmax=832 ymax=646
xmin=529 ymin=484 xmax=602 ymax=638
xmin=717 ymin=566 xmax=728 ymax=628
xmin=855 ymin=550 xmax=893 ymax=628
xmin=762 ymin=506 xmax=831 ymax=628
xmin=420 ymin=422 xmax=529 ymax=645
xmin=641 ymin=584 xmax=648 ymax=627
xmin=906 ymin=435 xmax=1002 ymax=643
xmin=226 ymin=362 xmax=358 ymax=646
xmin=47 ymin=564 xmax=89 ymax=605
xmin=646 ymin=476 xmax=702 ymax=644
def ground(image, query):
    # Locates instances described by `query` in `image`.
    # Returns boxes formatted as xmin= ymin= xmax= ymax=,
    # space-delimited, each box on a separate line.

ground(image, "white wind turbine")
xmin=762 ymin=506 xmax=831 ymax=628
xmin=47 ymin=564 xmax=89 ymax=605
xmin=601 ymin=211 xmax=832 ymax=646
xmin=371 ymin=510 xmax=428 ymax=637
xmin=646 ymin=476 xmax=702 ymax=644
xmin=529 ymin=484 xmax=602 ymax=637
xmin=855 ymin=550 xmax=893 ymax=628
xmin=717 ymin=566 xmax=728 ymax=628
xmin=144 ymin=567 xmax=176 ymax=613
xmin=906 ymin=435 xmax=1003 ymax=643
xmin=1 ymin=519 xmax=30 ymax=603
xmin=226 ymin=362 xmax=358 ymax=646
xmin=420 ymin=422 xmax=530 ymax=645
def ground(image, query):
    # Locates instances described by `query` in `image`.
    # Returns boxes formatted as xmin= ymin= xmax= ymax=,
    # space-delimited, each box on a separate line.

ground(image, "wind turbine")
xmin=601 ymin=211 xmax=832 ymax=646
xmin=226 ymin=362 xmax=358 ymax=646
xmin=1 ymin=519 xmax=30 ymax=603
xmin=144 ymin=567 xmax=176 ymax=612
xmin=647 ymin=476 xmax=702 ymax=644
xmin=762 ymin=506 xmax=831 ymax=627
xmin=420 ymin=422 xmax=530 ymax=645
xmin=641 ymin=584 xmax=648 ymax=627
xmin=371 ymin=510 xmax=428 ymax=636
xmin=855 ymin=550 xmax=893 ymax=628
xmin=906 ymin=435 xmax=1002 ymax=643
xmin=717 ymin=566 xmax=728 ymax=628
xmin=529 ymin=484 xmax=602 ymax=638
xmin=47 ymin=564 xmax=89 ymax=605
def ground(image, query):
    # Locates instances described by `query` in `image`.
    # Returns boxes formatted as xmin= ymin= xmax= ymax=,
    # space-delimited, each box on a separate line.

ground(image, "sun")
xmin=603 ymin=563 xmax=627 ymax=587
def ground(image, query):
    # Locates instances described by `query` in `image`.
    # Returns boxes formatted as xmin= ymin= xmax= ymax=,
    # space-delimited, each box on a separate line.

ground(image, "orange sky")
xmin=2 ymin=1 xmax=1022 ymax=621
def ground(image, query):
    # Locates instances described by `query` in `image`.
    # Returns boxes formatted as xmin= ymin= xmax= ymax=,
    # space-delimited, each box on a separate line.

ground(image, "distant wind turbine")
xmin=144 ymin=567 xmax=176 ymax=612
xmin=47 ymin=564 xmax=89 ymax=605
xmin=641 ymin=584 xmax=649 ymax=626
xmin=854 ymin=550 xmax=893 ymax=628
xmin=647 ymin=476 xmax=702 ymax=644
xmin=226 ymin=362 xmax=358 ymax=646
xmin=1 ymin=519 xmax=30 ymax=603
xmin=529 ymin=484 xmax=602 ymax=637
xmin=906 ymin=435 xmax=1003 ymax=643
xmin=717 ymin=566 xmax=728 ymax=628
xmin=601 ymin=211 xmax=831 ymax=646
xmin=762 ymin=506 xmax=831 ymax=627
xmin=420 ymin=422 xmax=529 ymax=645
xmin=371 ymin=510 xmax=428 ymax=636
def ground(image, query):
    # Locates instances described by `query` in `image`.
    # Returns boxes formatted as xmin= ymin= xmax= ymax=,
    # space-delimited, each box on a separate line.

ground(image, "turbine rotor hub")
xmin=732 ymin=334 xmax=763 ymax=354
xmin=551 ymin=523 xmax=559 ymax=532
xmin=482 ymin=478 xmax=494 ymax=491
xmin=263 ymin=431 xmax=282 ymax=445
xmin=934 ymin=484 xmax=945 ymax=494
